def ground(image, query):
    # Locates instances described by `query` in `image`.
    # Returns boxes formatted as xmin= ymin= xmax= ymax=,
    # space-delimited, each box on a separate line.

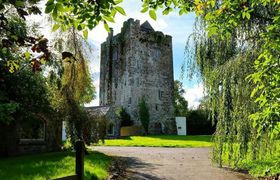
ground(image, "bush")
xmin=115 ymin=107 xmax=133 ymax=127
xmin=186 ymin=109 xmax=216 ymax=135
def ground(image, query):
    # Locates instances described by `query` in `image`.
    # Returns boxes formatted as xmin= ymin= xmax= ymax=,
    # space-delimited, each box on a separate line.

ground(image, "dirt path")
xmin=93 ymin=147 xmax=252 ymax=180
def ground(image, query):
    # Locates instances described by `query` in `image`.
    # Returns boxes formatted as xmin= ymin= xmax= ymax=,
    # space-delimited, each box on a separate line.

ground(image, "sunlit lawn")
xmin=0 ymin=151 xmax=112 ymax=180
xmin=97 ymin=135 xmax=213 ymax=147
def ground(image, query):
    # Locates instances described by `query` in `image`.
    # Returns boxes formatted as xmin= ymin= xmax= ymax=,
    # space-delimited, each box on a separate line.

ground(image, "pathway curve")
xmin=93 ymin=146 xmax=252 ymax=180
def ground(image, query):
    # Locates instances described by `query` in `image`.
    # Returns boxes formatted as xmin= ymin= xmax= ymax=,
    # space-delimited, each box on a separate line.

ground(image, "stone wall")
xmin=0 ymin=120 xmax=61 ymax=157
xmin=100 ymin=18 xmax=176 ymax=134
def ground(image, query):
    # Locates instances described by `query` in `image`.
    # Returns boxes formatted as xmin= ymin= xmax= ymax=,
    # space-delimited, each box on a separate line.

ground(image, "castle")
xmin=99 ymin=18 xmax=176 ymax=135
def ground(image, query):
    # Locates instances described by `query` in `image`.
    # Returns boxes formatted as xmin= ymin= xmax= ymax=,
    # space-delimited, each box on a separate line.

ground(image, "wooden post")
xmin=75 ymin=140 xmax=84 ymax=180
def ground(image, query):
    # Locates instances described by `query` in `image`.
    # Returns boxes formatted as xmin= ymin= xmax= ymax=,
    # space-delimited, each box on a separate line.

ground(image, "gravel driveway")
xmin=93 ymin=146 xmax=252 ymax=180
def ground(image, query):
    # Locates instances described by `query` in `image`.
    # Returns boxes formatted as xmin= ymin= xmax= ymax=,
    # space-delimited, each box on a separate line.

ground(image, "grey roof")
xmin=86 ymin=106 xmax=110 ymax=116
xmin=140 ymin=21 xmax=155 ymax=33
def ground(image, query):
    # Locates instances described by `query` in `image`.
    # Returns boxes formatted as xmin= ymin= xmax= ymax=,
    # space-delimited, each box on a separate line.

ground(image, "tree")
xmin=115 ymin=107 xmax=132 ymax=127
xmin=174 ymin=80 xmax=188 ymax=116
xmin=183 ymin=0 xmax=279 ymax=172
xmin=50 ymin=27 xmax=96 ymax=146
xmin=138 ymin=98 xmax=150 ymax=135
xmin=0 ymin=1 xmax=52 ymax=75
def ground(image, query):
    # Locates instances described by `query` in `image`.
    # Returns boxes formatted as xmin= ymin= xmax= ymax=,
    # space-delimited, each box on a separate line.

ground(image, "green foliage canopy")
xmin=174 ymin=80 xmax=188 ymax=116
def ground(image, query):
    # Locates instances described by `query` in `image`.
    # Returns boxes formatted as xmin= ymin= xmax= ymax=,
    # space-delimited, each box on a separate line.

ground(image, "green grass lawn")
xmin=0 ymin=151 xmax=112 ymax=180
xmin=97 ymin=135 xmax=213 ymax=147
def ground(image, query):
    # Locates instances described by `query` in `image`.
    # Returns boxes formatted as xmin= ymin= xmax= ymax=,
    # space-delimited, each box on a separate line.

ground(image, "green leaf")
xmin=73 ymin=20 xmax=78 ymax=29
xmin=179 ymin=9 xmax=184 ymax=16
xmin=162 ymin=8 xmax=169 ymax=15
xmin=52 ymin=23 xmax=60 ymax=32
xmin=172 ymin=0 xmax=178 ymax=6
xmin=245 ymin=12 xmax=250 ymax=19
xmin=52 ymin=6 xmax=58 ymax=19
xmin=114 ymin=0 xmax=123 ymax=5
xmin=46 ymin=0 xmax=54 ymax=6
xmin=207 ymin=26 xmax=218 ymax=37
xmin=83 ymin=29 xmax=88 ymax=39
xmin=56 ymin=3 xmax=64 ymax=12
xmin=210 ymin=0 xmax=215 ymax=8
xmin=115 ymin=6 xmax=126 ymax=15
xmin=45 ymin=4 xmax=55 ymax=13
xmin=111 ymin=9 xmax=117 ymax=17
xmin=242 ymin=12 xmax=245 ymax=19
xmin=24 ymin=51 xmax=31 ymax=60
xmin=141 ymin=7 xmax=149 ymax=13
xmin=149 ymin=10 xmax=157 ymax=20
xmin=103 ymin=16 xmax=115 ymax=23
xmin=205 ymin=13 xmax=211 ymax=20
xmin=104 ymin=21 xmax=110 ymax=32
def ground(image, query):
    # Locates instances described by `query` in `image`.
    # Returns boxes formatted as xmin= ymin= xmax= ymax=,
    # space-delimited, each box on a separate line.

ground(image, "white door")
xmin=176 ymin=117 xmax=187 ymax=135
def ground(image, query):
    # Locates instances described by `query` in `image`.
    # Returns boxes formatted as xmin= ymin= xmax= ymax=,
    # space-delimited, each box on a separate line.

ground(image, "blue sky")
xmin=29 ymin=0 xmax=205 ymax=109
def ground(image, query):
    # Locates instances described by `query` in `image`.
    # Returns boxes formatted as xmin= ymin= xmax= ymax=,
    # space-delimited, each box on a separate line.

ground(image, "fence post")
xmin=76 ymin=140 xmax=84 ymax=180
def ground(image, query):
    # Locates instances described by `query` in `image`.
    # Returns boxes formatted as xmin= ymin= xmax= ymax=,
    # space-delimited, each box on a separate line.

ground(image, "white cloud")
xmin=183 ymin=83 xmax=205 ymax=109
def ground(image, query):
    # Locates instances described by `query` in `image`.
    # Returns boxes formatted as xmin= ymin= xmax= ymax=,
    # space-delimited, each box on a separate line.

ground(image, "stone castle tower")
xmin=100 ymin=18 xmax=176 ymax=134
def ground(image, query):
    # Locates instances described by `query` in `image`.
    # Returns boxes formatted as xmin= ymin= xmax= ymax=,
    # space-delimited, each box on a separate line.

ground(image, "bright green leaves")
xmin=103 ymin=21 xmax=110 ymax=32
xmin=162 ymin=7 xmax=173 ymax=15
xmin=102 ymin=16 xmax=115 ymax=23
xmin=52 ymin=23 xmax=60 ymax=32
xmin=141 ymin=7 xmax=149 ymax=13
xmin=83 ymin=29 xmax=88 ymax=39
xmin=149 ymin=9 xmax=157 ymax=20
xmin=115 ymin=6 xmax=126 ymax=15
xmin=114 ymin=0 xmax=123 ymax=5
xmin=24 ymin=51 xmax=31 ymax=60
xmin=207 ymin=26 xmax=218 ymax=37
xmin=241 ymin=6 xmax=252 ymax=20
xmin=45 ymin=0 xmax=126 ymax=36
xmin=6 ymin=60 xmax=19 ymax=73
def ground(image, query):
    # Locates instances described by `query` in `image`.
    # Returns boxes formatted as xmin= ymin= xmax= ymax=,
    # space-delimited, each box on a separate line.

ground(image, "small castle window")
xmin=158 ymin=90 xmax=164 ymax=100
xmin=128 ymin=97 xmax=132 ymax=104
xmin=155 ymin=104 xmax=158 ymax=111
xmin=113 ymin=50 xmax=118 ymax=61
xmin=154 ymin=48 xmax=161 ymax=59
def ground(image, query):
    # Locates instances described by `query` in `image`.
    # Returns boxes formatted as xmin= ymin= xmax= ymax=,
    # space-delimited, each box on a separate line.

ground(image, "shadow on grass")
xmin=0 ymin=151 xmax=111 ymax=180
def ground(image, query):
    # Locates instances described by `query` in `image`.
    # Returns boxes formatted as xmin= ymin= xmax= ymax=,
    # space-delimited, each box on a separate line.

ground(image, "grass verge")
xmin=97 ymin=135 xmax=213 ymax=147
xmin=0 ymin=151 xmax=112 ymax=180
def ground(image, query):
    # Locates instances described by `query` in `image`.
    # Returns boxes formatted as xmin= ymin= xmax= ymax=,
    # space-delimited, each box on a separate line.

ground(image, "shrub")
xmin=115 ymin=107 xmax=133 ymax=127
xmin=138 ymin=99 xmax=150 ymax=134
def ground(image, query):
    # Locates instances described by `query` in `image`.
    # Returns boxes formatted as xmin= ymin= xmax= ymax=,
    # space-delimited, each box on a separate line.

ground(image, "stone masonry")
xmin=100 ymin=18 xmax=176 ymax=134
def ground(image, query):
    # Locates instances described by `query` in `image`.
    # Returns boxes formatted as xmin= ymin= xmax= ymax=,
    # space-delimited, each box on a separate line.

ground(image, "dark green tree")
xmin=138 ymin=98 xmax=150 ymax=135
xmin=115 ymin=107 xmax=132 ymax=127
xmin=174 ymin=80 xmax=188 ymax=116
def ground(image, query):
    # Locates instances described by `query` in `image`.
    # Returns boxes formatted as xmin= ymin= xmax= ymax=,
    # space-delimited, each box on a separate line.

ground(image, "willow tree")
xmin=50 ymin=28 xmax=95 ymax=146
xmin=184 ymin=3 xmax=279 ymax=174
